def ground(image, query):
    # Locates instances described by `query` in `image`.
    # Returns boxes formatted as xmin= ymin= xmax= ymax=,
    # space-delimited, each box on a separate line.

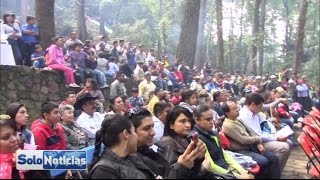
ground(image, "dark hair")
xmin=154 ymin=102 xmax=171 ymax=117
xmin=109 ymin=57 xmax=116 ymax=62
xmin=2 ymin=13 xmax=12 ymax=24
xmin=121 ymin=95 xmax=128 ymax=102
xmin=113 ymin=40 xmax=118 ymax=45
xmin=212 ymin=91 xmax=222 ymax=102
xmin=163 ymin=106 xmax=193 ymax=137
xmin=194 ymin=104 xmax=211 ymax=119
xmin=92 ymin=114 xmax=133 ymax=170
xmin=34 ymin=44 xmax=42 ymax=50
xmin=154 ymin=87 xmax=162 ymax=96
xmin=65 ymin=90 xmax=76 ymax=99
xmin=109 ymin=95 xmax=121 ymax=111
xmin=86 ymin=78 xmax=99 ymax=91
xmin=85 ymin=40 xmax=92 ymax=47
xmin=128 ymin=109 xmax=152 ymax=129
xmin=221 ymin=102 xmax=231 ymax=117
xmin=40 ymin=101 xmax=59 ymax=118
xmin=116 ymin=70 xmax=125 ymax=79
xmin=181 ymin=89 xmax=197 ymax=102
xmin=132 ymin=88 xmax=138 ymax=93
xmin=26 ymin=15 xmax=35 ymax=22
xmin=53 ymin=36 xmax=64 ymax=44
xmin=97 ymin=51 xmax=104 ymax=58
xmin=5 ymin=103 xmax=26 ymax=131
xmin=245 ymin=93 xmax=264 ymax=106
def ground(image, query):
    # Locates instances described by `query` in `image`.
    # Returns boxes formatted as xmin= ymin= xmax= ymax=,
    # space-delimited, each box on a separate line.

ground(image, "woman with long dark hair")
xmin=105 ymin=95 xmax=125 ymax=115
xmin=6 ymin=102 xmax=35 ymax=148
xmin=89 ymin=114 xmax=155 ymax=179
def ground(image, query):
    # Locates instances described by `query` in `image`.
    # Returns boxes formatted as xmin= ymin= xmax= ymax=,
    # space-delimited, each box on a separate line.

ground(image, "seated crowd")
xmin=1 ymin=13 xmax=320 ymax=180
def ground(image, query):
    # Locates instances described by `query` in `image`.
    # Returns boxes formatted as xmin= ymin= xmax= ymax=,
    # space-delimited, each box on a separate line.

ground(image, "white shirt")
xmin=76 ymin=112 xmax=104 ymax=139
xmin=239 ymin=106 xmax=277 ymax=142
xmin=153 ymin=116 xmax=164 ymax=141
xmin=1 ymin=23 xmax=22 ymax=40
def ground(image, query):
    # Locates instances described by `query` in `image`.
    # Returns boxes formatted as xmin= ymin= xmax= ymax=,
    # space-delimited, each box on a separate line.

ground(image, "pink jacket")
xmin=47 ymin=44 xmax=65 ymax=65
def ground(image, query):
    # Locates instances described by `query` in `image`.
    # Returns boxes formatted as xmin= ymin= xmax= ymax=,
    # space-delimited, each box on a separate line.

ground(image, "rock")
xmin=48 ymin=94 xmax=60 ymax=101
xmin=41 ymin=86 xmax=48 ymax=94
xmin=17 ymin=84 xmax=26 ymax=91
xmin=48 ymin=82 xmax=59 ymax=93
xmin=7 ymin=90 xmax=17 ymax=100
xmin=33 ymin=77 xmax=41 ymax=84
xmin=8 ymin=81 xmax=15 ymax=90
xmin=32 ymin=84 xmax=41 ymax=92
xmin=24 ymin=79 xmax=33 ymax=87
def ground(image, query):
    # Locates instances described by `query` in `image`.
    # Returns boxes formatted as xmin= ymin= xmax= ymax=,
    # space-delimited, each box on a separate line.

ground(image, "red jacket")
xmin=31 ymin=120 xmax=66 ymax=150
xmin=174 ymin=71 xmax=184 ymax=83
xmin=277 ymin=103 xmax=291 ymax=119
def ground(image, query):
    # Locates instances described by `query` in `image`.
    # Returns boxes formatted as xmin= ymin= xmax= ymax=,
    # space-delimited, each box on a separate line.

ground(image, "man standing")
xmin=110 ymin=71 xmax=127 ymax=97
xmin=65 ymin=32 xmax=83 ymax=52
xmin=20 ymin=16 xmax=39 ymax=66
xmin=239 ymin=93 xmax=291 ymax=174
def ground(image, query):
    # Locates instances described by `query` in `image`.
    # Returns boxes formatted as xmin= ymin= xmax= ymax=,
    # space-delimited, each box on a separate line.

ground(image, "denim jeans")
xmin=33 ymin=60 xmax=45 ymax=68
xmin=94 ymin=69 xmax=107 ymax=86
xmin=7 ymin=38 xmax=23 ymax=65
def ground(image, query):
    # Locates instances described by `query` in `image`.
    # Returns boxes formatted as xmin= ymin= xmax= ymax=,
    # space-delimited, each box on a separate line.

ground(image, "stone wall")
xmin=0 ymin=65 xmax=133 ymax=122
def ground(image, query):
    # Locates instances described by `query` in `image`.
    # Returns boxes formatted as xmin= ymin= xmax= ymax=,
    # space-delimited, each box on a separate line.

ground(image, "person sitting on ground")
xmin=105 ymin=57 xmax=119 ymax=78
xmin=76 ymin=78 xmax=105 ymax=103
xmin=129 ymin=88 xmax=145 ymax=109
xmin=110 ymin=71 xmax=127 ymax=97
xmin=31 ymin=44 xmax=45 ymax=68
xmin=147 ymin=88 xmax=165 ymax=114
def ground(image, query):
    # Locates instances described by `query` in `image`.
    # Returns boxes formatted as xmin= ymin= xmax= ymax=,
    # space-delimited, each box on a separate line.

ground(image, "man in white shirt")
xmin=75 ymin=93 xmax=104 ymax=146
xmin=152 ymin=102 xmax=172 ymax=141
xmin=239 ymin=93 xmax=292 ymax=175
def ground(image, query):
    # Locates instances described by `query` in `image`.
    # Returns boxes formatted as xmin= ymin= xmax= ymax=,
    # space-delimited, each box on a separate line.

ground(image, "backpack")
xmin=44 ymin=48 xmax=50 ymax=66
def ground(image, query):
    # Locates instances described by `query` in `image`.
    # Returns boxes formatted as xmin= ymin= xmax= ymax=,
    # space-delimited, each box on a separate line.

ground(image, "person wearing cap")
xmin=134 ymin=60 xmax=145 ymax=83
xmin=75 ymin=93 xmax=104 ymax=145
xmin=139 ymin=71 xmax=156 ymax=102
xmin=266 ymin=75 xmax=280 ymax=92
xmin=96 ymin=35 xmax=110 ymax=52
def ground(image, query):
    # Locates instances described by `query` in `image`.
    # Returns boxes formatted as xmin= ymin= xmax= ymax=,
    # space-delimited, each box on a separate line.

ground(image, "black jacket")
xmin=136 ymin=145 xmax=191 ymax=179
xmin=193 ymin=125 xmax=229 ymax=170
xmin=155 ymin=136 xmax=215 ymax=179
xmin=89 ymin=149 xmax=156 ymax=179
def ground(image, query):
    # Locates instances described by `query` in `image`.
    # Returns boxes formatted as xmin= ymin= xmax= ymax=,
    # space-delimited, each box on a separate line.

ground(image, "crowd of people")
xmin=1 ymin=13 xmax=320 ymax=179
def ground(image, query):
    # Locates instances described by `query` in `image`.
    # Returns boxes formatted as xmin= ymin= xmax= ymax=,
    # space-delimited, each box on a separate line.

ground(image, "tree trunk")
xmin=176 ymin=0 xmax=201 ymax=69
xmin=216 ymin=0 xmax=224 ymax=72
xmin=157 ymin=0 xmax=163 ymax=59
xmin=99 ymin=4 xmax=107 ymax=37
xmin=194 ymin=0 xmax=207 ymax=68
xmin=206 ymin=6 xmax=215 ymax=67
xmin=258 ymin=0 xmax=266 ymax=75
xmin=228 ymin=0 xmax=235 ymax=74
xmin=294 ymin=0 xmax=308 ymax=76
xmin=239 ymin=0 xmax=246 ymax=75
xmin=250 ymin=0 xmax=261 ymax=75
xmin=35 ymin=0 xmax=55 ymax=49
xmin=283 ymin=0 xmax=289 ymax=57
xmin=77 ymin=0 xmax=88 ymax=42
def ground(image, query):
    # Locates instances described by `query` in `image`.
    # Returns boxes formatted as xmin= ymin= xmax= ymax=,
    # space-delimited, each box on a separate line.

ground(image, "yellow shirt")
xmin=138 ymin=80 xmax=156 ymax=101
xmin=147 ymin=96 xmax=160 ymax=114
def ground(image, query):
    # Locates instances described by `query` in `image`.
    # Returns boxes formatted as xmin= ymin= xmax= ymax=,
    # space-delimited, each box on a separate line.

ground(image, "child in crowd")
xmin=31 ymin=44 xmax=45 ymax=68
